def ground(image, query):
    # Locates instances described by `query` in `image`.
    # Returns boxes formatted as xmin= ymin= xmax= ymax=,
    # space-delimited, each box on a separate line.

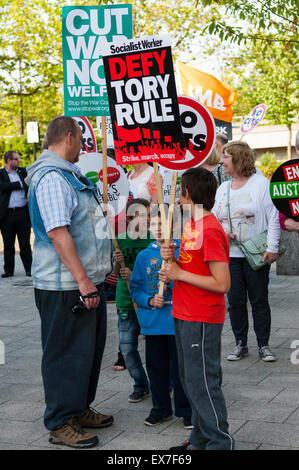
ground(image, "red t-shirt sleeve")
xmin=203 ymin=227 xmax=229 ymax=263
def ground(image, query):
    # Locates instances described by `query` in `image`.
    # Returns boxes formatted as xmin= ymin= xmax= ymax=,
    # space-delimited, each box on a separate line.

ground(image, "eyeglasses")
xmin=222 ymin=153 xmax=232 ymax=159
xmin=9 ymin=157 xmax=20 ymax=161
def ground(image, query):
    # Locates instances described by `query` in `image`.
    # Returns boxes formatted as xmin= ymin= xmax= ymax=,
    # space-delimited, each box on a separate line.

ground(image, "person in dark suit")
xmin=0 ymin=150 xmax=32 ymax=277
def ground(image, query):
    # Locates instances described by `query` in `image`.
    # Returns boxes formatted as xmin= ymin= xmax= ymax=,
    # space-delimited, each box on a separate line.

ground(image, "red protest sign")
xmin=159 ymin=96 xmax=216 ymax=171
xmin=102 ymin=35 xmax=187 ymax=165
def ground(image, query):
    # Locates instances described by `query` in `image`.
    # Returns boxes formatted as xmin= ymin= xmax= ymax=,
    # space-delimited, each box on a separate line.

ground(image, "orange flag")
xmin=178 ymin=62 xmax=238 ymax=138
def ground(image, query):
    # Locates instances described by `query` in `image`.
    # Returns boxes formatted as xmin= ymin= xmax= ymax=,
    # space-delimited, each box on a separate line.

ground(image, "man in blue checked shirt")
xmin=25 ymin=116 xmax=113 ymax=449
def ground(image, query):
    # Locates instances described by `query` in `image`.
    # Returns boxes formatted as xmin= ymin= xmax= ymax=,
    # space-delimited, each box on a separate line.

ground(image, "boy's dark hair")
xmin=180 ymin=167 xmax=217 ymax=211
xmin=126 ymin=198 xmax=150 ymax=212
xmin=126 ymin=198 xmax=150 ymax=219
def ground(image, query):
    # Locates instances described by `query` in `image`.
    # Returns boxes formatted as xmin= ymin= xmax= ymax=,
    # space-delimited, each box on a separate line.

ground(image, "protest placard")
xmin=101 ymin=34 xmax=187 ymax=165
xmin=240 ymin=104 xmax=267 ymax=135
xmin=62 ymin=5 xmax=133 ymax=117
xmin=73 ymin=116 xmax=97 ymax=154
xmin=159 ymin=96 xmax=215 ymax=171
xmin=96 ymin=116 xmax=114 ymax=149
xmin=76 ymin=152 xmax=129 ymax=216
xmin=270 ymin=159 xmax=299 ymax=220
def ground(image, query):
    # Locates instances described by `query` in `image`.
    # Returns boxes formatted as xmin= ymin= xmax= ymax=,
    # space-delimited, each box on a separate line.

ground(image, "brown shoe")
xmin=77 ymin=407 xmax=114 ymax=429
xmin=49 ymin=417 xmax=99 ymax=448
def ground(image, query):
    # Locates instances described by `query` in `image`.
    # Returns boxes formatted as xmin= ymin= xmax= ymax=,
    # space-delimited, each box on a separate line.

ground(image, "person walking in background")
xmin=25 ymin=116 xmax=113 ymax=449
xmin=213 ymin=141 xmax=281 ymax=362
xmin=0 ymin=150 xmax=32 ymax=278
xmin=215 ymin=133 xmax=228 ymax=157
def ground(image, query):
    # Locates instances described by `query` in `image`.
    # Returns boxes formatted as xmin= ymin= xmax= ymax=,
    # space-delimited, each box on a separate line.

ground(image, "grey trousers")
xmin=174 ymin=318 xmax=234 ymax=450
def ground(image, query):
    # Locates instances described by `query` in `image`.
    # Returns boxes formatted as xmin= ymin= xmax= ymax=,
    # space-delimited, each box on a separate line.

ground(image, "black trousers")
xmin=35 ymin=284 xmax=107 ymax=430
xmin=0 ymin=206 xmax=32 ymax=274
xmin=227 ymin=257 xmax=271 ymax=348
xmin=145 ymin=335 xmax=191 ymax=418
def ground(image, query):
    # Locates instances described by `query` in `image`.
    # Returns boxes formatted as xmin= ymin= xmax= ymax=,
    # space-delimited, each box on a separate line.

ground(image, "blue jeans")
xmin=35 ymin=283 xmax=107 ymax=430
xmin=118 ymin=309 xmax=149 ymax=393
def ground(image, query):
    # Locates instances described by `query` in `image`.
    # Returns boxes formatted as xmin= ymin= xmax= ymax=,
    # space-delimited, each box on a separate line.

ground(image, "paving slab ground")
xmin=0 ymin=255 xmax=299 ymax=452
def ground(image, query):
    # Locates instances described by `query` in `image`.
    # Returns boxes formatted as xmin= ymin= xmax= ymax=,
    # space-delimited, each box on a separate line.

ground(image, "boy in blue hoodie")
xmin=129 ymin=207 xmax=192 ymax=427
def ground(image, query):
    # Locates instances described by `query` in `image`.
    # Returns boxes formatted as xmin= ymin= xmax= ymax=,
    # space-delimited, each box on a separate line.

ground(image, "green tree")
xmin=201 ymin=0 xmax=299 ymax=47
xmin=0 ymin=0 xmax=63 ymax=136
xmin=223 ymin=39 xmax=299 ymax=158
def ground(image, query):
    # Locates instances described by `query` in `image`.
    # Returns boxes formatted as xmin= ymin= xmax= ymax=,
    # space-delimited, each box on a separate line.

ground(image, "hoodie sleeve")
xmin=129 ymin=253 xmax=153 ymax=308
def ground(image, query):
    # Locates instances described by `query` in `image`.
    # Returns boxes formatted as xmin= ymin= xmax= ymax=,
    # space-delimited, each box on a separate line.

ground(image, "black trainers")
xmin=169 ymin=441 xmax=191 ymax=451
xmin=227 ymin=341 xmax=248 ymax=361
xmin=259 ymin=345 xmax=277 ymax=362
xmin=144 ymin=414 xmax=172 ymax=426
xmin=183 ymin=416 xmax=193 ymax=429
xmin=128 ymin=389 xmax=150 ymax=403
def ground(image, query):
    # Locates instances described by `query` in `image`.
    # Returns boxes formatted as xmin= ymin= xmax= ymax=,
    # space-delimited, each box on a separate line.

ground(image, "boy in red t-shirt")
xmin=160 ymin=166 xmax=234 ymax=451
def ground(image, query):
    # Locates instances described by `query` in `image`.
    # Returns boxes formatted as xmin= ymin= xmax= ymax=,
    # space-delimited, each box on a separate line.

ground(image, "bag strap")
xmin=226 ymin=182 xmax=239 ymax=246
xmin=217 ymin=164 xmax=222 ymax=185
xmin=226 ymin=181 xmax=233 ymax=233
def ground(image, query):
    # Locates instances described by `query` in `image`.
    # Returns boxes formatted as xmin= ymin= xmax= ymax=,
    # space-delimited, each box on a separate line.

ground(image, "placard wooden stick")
xmin=159 ymin=170 xmax=177 ymax=295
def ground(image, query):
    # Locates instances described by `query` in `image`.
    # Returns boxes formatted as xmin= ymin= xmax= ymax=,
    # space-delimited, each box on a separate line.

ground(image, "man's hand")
xmin=78 ymin=278 xmax=100 ymax=310
xmin=149 ymin=294 xmax=165 ymax=309
xmin=262 ymin=251 xmax=279 ymax=265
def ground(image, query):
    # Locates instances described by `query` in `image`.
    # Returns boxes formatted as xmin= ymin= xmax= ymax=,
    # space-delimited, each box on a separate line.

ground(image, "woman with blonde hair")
xmin=213 ymin=141 xmax=281 ymax=362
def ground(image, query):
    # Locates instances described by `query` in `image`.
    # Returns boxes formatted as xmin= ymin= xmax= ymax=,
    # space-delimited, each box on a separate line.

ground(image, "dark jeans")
xmin=145 ymin=335 xmax=191 ymax=418
xmin=0 ymin=206 xmax=32 ymax=274
xmin=175 ymin=318 xmax=233 ymax=450
xmin=118 ymin=309 xmax=149 ymax=393
xmin=35 ymin=283 xmax=107 ymax=430
xmin=228 ymin=257 xmax=271 ymax=348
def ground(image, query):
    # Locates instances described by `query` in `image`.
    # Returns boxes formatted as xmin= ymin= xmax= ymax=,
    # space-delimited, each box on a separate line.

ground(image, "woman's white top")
xmin=213 ymin=173 xmax=281 ymax=257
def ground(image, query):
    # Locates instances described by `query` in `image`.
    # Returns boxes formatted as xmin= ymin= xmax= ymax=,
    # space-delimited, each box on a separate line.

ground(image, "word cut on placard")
xmin=62 ymin=5 xmax=133 ymax=116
